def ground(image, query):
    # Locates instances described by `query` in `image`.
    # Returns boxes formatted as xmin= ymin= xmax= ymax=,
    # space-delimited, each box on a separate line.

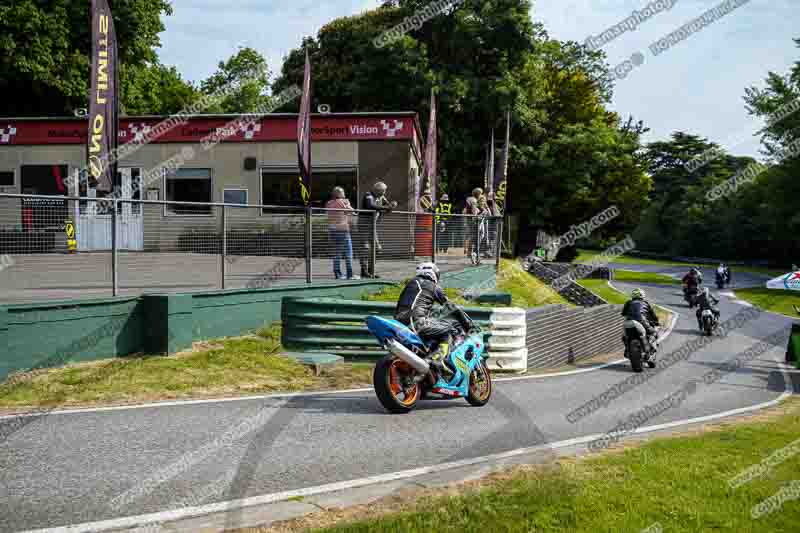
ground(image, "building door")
xmin=76 ymin=168 xmax=144 ymax=251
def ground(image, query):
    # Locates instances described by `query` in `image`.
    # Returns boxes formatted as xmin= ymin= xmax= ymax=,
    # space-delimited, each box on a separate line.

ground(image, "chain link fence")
xmin=0 ymin=193 xmax=502 ymax=303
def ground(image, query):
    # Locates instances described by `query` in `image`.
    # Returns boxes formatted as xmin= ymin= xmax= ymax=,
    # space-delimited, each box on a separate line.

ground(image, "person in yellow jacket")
xmin=435 ymin=193 xmax=452 ymax=253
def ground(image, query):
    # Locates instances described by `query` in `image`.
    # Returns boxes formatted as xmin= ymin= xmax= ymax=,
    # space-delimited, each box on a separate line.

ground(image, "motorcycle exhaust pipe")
xmin=387 ymin=339 xmax=430 ymax=374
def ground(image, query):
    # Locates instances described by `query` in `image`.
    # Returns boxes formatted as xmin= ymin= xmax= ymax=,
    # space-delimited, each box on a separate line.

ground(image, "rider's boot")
xmin=429 ymin=342 xmax=453 ymax=376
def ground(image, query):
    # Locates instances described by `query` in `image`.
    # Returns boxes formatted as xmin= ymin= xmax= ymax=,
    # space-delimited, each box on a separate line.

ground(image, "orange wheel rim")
xmin=470 ymin=365 xmax=491 ymax=401
xmin=389 ymin=359 xmax=419 ymax=406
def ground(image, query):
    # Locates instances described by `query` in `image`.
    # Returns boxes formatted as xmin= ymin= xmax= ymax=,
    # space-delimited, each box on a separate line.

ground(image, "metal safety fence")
xmin=0 ymin=193 xmax=502 ymax=304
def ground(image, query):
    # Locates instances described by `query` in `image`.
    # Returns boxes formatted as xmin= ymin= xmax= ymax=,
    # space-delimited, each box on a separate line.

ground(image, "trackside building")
xmin=0 ymin=112 xmax=424 ymax=251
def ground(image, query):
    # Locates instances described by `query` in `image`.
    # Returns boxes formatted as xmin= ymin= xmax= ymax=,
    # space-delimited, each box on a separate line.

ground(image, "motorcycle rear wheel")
xmin=629 ymin=339 xmax=644 ymax=373
xmin=374 ymin=355 xmax=420 ymax=413
xmin=466 ymin=361 xmax=492 ymax=406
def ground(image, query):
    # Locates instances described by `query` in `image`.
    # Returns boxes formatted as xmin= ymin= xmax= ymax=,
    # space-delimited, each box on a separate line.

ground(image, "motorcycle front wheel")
xmin=374 ymin=355 xmax=421 ymax=413
xmin=466 ymin=360 xmax=492 ymax=406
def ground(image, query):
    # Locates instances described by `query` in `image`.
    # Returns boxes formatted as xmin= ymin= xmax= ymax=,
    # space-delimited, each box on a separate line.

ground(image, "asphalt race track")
xmin=1 ymin=275 xmax=798 ymax=531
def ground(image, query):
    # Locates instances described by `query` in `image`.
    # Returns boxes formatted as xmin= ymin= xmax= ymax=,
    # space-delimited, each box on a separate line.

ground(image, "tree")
xmin=121 ymin=62 xmax=198 ymax=115
xmin=200 ymin=47 xmax=271 ymax=113
xmin=740 ymin=37 xmax=800 ymax=264
xmin=635 ymin=132 xmax=757 ymax=256
xmin=0 ymin=0 xmax=174 ymax=115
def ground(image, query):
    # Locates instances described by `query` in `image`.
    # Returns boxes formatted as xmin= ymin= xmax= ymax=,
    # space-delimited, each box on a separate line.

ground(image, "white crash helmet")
xmin=416 ymin=262 xmax=440 ymax=283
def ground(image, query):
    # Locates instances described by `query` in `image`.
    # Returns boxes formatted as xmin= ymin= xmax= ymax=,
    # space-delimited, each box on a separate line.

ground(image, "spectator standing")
xmin=325 ymin=187 xmax=356 ymax=280
xmin=435 ymin=193 xmax=452 ymax=253
xmin=462 ymin=195 xmax=479 ymax=261
xmin=356 ymin=181 xmax=397 ymax=278
xmin=477 ymin=195 xmax=492 ymax=258
xmin=486 ymin=192 xmax=502 ymax=256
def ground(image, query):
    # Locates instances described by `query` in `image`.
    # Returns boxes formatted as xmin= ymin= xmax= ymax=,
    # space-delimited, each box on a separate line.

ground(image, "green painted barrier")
xmin=0 ymin=280 xmax=393 ymax=382
xmin=467 ymin=291 xmax=512 ymax=305
xmin=281 ymin=297 xmax=493 ymax=360
xmin=788 ymin=323 xmax=800 ymax=368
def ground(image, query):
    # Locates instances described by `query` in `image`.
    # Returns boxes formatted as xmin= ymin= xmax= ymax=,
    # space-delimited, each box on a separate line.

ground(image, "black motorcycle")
xmin=623 ymin=322 xmax=660 ymax=372
xmin=716 ymin=272 xmax=725 ymax=290
xmin=700 ymin=308 xmax=719 ymax=336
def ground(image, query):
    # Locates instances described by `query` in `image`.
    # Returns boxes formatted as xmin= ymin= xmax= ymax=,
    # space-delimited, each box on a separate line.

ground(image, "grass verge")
xmin=578 ymin=279 xmax=672 ymax=325
xmin=613 ymin=269 xmax=681 ymax=285
xmin=267 ymin=399 xmax=800 ymax=533
xmin=0 ymin=324 xmax=373 ymax=410
xmin=574 ymin=248 xmax=786 ymax=278
xmin=365 ymin=259 xmax=569 ymax=309
xmin=733 ymin=288 xmax=800 ymax=317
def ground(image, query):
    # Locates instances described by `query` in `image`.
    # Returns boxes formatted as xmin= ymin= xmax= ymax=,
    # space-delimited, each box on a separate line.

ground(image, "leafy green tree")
xmin=273 ymin=0 xmax=650 ymax=247
xmin=121 ymin=62 xmax=198 ymax=115
xmin=636 ymin=132 xmax=756 ymax=256
xmin=741 ymin=37 xmax=800 ymax=264
xmin=200 ymin=47 xmax=271 ymax=113
xmin=0 ymin=0 xmax=174 ymax=115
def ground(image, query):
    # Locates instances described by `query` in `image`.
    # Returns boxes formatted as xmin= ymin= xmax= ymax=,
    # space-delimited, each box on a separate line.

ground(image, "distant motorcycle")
xmin=701 ymin=308 xmax=719 ymax=337
xmin=366 ymin=310 xmax=492 ymax=413
xmin=716 ymin=271 xmax=725 ymax=290
xmin=623 ymin=322 xmax=661 ymax=373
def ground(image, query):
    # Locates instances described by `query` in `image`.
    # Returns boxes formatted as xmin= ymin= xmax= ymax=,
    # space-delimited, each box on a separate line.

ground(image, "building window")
xmin=260 ymin=169 xmax=357 ymax=210
xmin=165 ymin=168 xmax=212 ymax=215
xmin=20 ymin=165 xmax=69 ymax=231
xmin=223 ymin=188 xmax=248 ymax=205
xmin=0 ymin=170 xmax=14 ymax=187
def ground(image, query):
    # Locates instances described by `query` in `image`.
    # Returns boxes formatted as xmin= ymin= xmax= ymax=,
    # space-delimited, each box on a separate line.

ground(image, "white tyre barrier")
xmin=485 ymin=307 xmax=527 ymax=373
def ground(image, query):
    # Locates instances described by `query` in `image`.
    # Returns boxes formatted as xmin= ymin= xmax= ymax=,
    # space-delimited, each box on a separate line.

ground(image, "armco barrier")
xmin=281 ymin=297 xmax=527 ymax=372
xmin=526 ymin=304 xmax=624 ymax=369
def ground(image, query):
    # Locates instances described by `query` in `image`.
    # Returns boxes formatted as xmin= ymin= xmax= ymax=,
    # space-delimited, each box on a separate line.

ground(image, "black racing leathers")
xmin=622 ymin=298 xmax=659 ymax=334
xmin=695 ymin=292 xmax=721 ymax=327
xmin=394 ymin=275 xmax=467 ymax=348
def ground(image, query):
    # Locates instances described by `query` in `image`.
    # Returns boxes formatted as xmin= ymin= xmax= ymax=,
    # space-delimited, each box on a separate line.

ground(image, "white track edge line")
xmin=21 ymin=333 xmax=792 ymax=533
xmin=26 ymin=365 xmax=794 ymax=533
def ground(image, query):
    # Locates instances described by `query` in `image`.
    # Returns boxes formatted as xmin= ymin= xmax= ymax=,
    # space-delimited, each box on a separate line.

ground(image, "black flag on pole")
xmin=88 ymin=0 xmax=119 ymax=194
xmin=297 ymin=50 xmax=312 ymax=205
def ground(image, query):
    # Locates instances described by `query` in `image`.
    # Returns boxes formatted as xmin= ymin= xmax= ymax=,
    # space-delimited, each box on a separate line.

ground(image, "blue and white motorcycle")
xmin=366 ymin=311 xmax=493 ymax=413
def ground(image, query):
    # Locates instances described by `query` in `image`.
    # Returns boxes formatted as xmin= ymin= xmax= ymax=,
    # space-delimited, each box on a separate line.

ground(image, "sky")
xmin=158 ymin=0 xmax=798 ymax=160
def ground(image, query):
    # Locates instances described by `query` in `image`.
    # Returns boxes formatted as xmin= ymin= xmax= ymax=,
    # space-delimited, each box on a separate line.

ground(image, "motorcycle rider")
xmin=621 ymin=288 xmax=660 ymax=356
xmin=716 ymin=263 xmax=727 ymax=287
xmin=393 ymin=262 xmax=471 ymax=375
xmin=695 ymin=287 xmax=721 ymax=331
xmin=683 ymin=267 xmax=702 ymax=302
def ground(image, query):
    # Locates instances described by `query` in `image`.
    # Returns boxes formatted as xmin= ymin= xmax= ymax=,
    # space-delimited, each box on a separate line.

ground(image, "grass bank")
xmin=578 ymin=279 xmax=671 ymax=325
xmin=0 ymin=324 xmax=372 ymax=409
xmin=303 ymin=400 xmax=800 ymax=533
xmin=733 ymin=288 xmax=800 ymax=317
xmin=574 ymin=249 xmax=786 ymax=278
xmin=365 ymin=259 xmax=569 ymax=309
xmin=613 ymin=269 xmax=681 ymax=285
